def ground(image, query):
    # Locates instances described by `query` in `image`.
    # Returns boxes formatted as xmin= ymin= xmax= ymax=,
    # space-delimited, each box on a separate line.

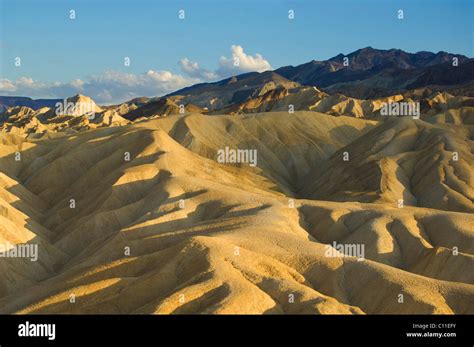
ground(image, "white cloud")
xmin=179 ymin=58 xmax=218 ymax=80
xmin=70 ymin=79 xmax=85 ymax=89
xmin=180 ymin=45 xmax=272 ymax=80
xmin=0 ymin=79 xmax=17 ymax=92
xmin=217 ymin=45 xmax=272 ymax=77
xmin=0 ymin=45 xmax=272 ymax=104
xmin=0 ymin=70 xmax=199 ymax=104
xmin=0 ymin=77 xmax=52 ymax=95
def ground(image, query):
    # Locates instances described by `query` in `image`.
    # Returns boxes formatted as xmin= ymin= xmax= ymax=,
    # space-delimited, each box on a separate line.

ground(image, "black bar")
xmin=0 ymin=315 xmax=472 ymax=346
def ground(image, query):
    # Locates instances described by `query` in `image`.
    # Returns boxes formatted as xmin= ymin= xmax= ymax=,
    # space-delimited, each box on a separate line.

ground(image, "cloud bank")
xmin=0 ymin=45 xmax=272 ymax=104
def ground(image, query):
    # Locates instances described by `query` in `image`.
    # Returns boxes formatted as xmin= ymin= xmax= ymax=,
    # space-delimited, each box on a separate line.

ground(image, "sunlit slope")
xmin=154 ymin=111 xmax=377 ymax=191
xmin=300 ymin=117 xmax=474 ymax=213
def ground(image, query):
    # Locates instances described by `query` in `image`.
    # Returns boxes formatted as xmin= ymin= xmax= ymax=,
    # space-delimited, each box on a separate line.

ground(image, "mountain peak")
xmin=67 ymin=94 xmax=95 ymax=104
xmin=57 ymin=94 xmax=102 ymax=116
xmin=329 ymin=53 xmax=345 ymax=61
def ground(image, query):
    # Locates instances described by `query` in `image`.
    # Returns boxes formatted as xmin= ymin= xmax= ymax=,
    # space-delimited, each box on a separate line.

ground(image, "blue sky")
xmin=1 ymin=0 xmax=473 ymax=103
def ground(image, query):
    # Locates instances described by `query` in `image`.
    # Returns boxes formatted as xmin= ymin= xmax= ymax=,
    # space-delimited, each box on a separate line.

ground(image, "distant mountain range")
xmin=0 ymin=96 xmax=62 ymax=111
xmin=171 ymin=47 xmax=473 ymax=101
xmin=275 ymin=47 xmax=473 ymax=98
xmin=1 ymin=47 xmax=473 ymax=112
